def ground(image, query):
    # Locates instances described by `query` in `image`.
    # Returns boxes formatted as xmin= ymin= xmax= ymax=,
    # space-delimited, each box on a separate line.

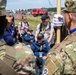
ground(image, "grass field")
xmin=15 ymin=16 xmax=41 ymax=30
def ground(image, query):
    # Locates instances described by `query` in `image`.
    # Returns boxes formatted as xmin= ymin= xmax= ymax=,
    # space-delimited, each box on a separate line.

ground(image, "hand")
xmin=35 ymin=38 xmax=37 ymax=41
xmin=47 ymin=39 xmax=50 ymax=43
xmin=42 ymin=56 xmax=47 ymax=60
xmin=20 ymin=34 xmax=22 ymax=37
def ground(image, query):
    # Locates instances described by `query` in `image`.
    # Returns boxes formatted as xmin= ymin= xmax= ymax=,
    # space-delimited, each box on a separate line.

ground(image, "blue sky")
xmin=6 ymin=0 xmax=65 ymax=10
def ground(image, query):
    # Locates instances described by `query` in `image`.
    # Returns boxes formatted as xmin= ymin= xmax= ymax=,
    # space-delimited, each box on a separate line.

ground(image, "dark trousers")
xmin=50 ymin=43 xmax=55 ymax=48
xmin=18 ymin=34 xmax=22 ymax=42
xmin=18 ymin=34 xmax=25 ymax=42
xmin=36 ymin=57 xmax=45 ymax=75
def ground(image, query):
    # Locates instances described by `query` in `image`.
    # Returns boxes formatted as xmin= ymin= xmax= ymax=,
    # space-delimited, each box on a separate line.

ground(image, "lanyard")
xmin=40 ymin=45 xmax=42 ymax=51
xmin=6 ymin=28 xmax=14 ymax=36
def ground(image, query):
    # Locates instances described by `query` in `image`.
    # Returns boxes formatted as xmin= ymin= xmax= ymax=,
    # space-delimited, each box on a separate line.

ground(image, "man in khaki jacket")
xmin=42 ymin=0 xmax=76 ymax=75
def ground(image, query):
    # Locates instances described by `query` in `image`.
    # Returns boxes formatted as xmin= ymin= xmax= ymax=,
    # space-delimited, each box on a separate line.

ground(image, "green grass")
xmin=15 ymin=16 xmax=41 ymax=30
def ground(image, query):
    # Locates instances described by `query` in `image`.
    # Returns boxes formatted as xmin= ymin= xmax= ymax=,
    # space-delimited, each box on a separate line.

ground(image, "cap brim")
xmin=41 ymin=17 xmax=46 ymax=20
xmin=62 ymin=7 xmax=67 ymax=12
xmin=62 ymin=7 xmax=71 ymax=13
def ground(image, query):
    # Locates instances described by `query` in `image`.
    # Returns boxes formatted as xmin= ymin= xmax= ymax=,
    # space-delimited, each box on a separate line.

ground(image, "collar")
xmin=70 ymin=28 xmax=76 ymax=34
xmin=36 ymin=40 xmax=45 ymax=45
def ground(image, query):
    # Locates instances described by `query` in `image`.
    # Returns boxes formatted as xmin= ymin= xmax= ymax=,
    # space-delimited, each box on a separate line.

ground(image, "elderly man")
xmin=35 ymin=15 xmax=55 ymax=48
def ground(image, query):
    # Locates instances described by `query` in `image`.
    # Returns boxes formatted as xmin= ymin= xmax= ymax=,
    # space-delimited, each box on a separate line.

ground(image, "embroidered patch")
xmin=43 ymin=68 xmax=48 ymax=75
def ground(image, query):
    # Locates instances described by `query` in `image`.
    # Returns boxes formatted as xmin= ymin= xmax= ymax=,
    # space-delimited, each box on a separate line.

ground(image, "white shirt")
xmin=18 ymin=21 xmax=30 ymax=34
xmin=36 ymin=22 xmax=55 ymax=44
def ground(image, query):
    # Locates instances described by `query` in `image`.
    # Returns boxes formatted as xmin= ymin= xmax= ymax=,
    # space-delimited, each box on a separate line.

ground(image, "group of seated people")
xmin=3 ymin=14 xmax=54 ymax=50
xmin=3 ymin=14 xmax=54 ymax=51
xmin=3 ymin=14 xmax=35 ymax=46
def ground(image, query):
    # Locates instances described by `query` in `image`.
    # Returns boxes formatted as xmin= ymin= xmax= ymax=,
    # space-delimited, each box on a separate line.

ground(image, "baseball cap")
xmin=41 ymin=15 xmax=50 ymax=20
xmin=37 ymin=33 xmax=44 ymax=40
xmin=63 ymin=0 xmax=76 ymax=13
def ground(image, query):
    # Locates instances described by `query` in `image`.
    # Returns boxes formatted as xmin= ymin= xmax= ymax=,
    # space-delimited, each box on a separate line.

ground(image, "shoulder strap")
xmin=48 ymin=22 xmax=51 ymax=30
xmin=39 ymin=23 xmax=42 ymax=33
xmin=26 ymin=22 xmax=29 ymax=26
xmin=20 ymin=22 xmax=22 ymax=27
xmin=40 ymin=22 xmax=51 ymax=31
xmin=21 ymin=22 xmax=29 ymax=27
xmin=39 ymin=22 xmax=51 ymax=34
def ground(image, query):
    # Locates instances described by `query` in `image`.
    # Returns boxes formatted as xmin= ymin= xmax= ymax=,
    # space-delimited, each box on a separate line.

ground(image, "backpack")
xmin=39 ymin=22 xmax=51 ymax=33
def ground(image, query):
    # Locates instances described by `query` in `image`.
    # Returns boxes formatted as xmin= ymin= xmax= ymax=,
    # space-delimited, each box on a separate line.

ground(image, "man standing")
xmin=35 ymin=15 xmax=55 ymax=48
xmin=42 ymin=0 xmax=76 ymax=75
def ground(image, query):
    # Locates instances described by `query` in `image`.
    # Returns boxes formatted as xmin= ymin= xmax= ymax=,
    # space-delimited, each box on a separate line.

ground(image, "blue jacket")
xmin=3 ymin=28 xmax=17 ymax=46
xmin=31 ymin=40 xmax=50 ymax=58
xmin=23 ymin=33 xmax=35 ymax=45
